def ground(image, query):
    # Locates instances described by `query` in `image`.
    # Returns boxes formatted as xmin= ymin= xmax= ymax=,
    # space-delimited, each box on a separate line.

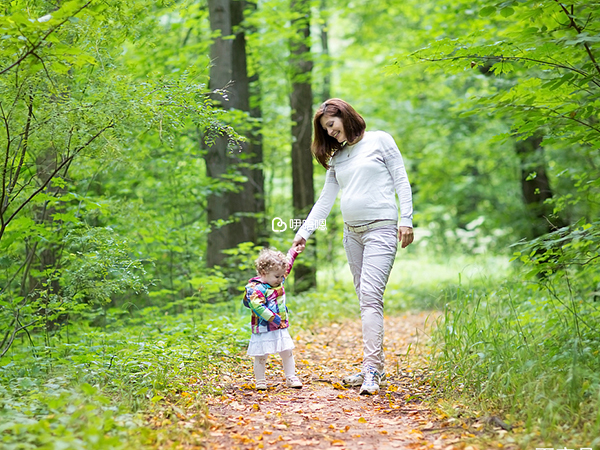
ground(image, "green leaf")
xmin=479 ymin=6 xmax=496 ymax=17
xmin=80 ymin=383 xmax=98 ymax=396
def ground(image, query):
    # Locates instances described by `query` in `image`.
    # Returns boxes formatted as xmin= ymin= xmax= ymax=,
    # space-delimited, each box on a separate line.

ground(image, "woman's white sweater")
xmin=296 ymin=130 xmax=413 ymax=240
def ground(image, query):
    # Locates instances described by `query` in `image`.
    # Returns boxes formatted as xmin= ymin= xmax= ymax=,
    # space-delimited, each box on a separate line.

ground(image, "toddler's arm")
xmin=285 ymin=247 xmax=300 ymax=277
xmin=247 ymin=285 xmax=279 ymax=323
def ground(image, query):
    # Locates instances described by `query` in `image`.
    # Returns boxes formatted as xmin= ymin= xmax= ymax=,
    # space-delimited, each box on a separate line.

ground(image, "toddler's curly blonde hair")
xmin=255 ymin=248 xmax=288 ymax=275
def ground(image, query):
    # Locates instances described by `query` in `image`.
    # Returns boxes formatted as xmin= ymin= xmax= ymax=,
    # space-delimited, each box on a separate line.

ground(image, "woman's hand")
xmin=292 ymin=236 xmax=306 ymax=253
xmin=398 ymin=226 xmax=414 ymax=249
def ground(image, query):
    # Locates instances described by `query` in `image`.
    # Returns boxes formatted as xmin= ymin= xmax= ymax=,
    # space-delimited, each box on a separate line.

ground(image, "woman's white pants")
xmin=343 ymin=224 xmax=398 ymax=373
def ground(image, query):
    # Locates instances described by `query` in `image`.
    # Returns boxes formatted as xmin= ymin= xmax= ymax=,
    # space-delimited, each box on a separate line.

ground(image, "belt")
xmin=344 ymin=220 xmax=397 ymax=233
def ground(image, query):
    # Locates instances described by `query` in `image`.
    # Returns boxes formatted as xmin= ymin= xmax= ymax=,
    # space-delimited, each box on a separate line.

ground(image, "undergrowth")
xmin=429 ymin=223 xmax=600 ymax=447
xmin=8 ymin=246 xmax=594 ymax=449
xmin=0 ymin=302 xmax=248 ymax=449
xmin=0 ymin=277 xmax=362 ymax=449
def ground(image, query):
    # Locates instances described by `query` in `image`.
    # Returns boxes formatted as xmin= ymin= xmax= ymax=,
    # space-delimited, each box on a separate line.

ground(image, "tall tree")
xmin=245 ymin=1 xmax=268 ymax=247
xmin=516 ymin=134 xmax=566 ymax=238
xmin=290 ymin=0 xmax=316 ymax=290
xmin=0 ymin=0 xmax=228 ymax=355
xmin=206 ymin=0 xmax=264 ymax=267
xmin=476 ymin=62 xmax=566 ymax=239
xmin=319 ymin=0 xmax=331 ymax=102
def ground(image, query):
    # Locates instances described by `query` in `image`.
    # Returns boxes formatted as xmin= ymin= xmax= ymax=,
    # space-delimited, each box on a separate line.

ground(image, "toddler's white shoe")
xmin=286 ymin=375 xmax=303 ymax=389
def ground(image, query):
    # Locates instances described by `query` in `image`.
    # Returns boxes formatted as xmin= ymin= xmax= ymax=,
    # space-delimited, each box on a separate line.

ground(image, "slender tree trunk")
xmin=246 ymin=2 xmax=267 ymax=247
xmin=290 ymin=0 xmax=316 ymax=291
xmin=205 ymin=0 xmax=262 ymax=267
xmin=318 ymin=0 xmax=339 ymax=280
xmin=516 ymin=133 xmax=566 ymax=237
xmin=27 ymin=149 xmax=68 ymax=331
xmin=319 ymin=0 xmax=331 ymax=102
xmin=478 ymin=63 xmax=566 ymax=238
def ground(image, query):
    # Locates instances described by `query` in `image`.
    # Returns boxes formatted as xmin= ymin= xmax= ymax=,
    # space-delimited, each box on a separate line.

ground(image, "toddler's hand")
xmin=291 ymin=238 xmax=306 ymax=254
xmin=271 ymin=314 xmax=282 ymax=327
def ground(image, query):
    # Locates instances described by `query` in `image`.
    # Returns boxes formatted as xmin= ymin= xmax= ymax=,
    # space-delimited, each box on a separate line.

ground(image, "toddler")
xmin=243 ymin=247 xmax=302 ymax=390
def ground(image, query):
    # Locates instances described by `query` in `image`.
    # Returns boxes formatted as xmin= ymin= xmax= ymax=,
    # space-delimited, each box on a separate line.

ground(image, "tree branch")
xmin=0 ymin=314 xmax=39 ymax=358
xmin=510 ymin=103 xmax=600 ymax=135
xmin=554 ymin=0 xmax=600 ymax=78
xmin=0 ymin=317 xmax=16 ymax=353
xmin=0 ymin=121 xmax=114 ymax=242
xmin=415 ymin=54 xmax=600 ymax=88
xmin=5 ymin=95 xmax=33 ymax=210
xmin=0 ymin=102 xmax=11 ymax=220
xmin=0 ymin=1 xmax=93 ymax=76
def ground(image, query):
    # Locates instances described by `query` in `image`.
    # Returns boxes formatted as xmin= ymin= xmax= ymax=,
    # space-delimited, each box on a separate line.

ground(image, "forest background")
xmin=1 ymin=0 xmax=600 ymax=448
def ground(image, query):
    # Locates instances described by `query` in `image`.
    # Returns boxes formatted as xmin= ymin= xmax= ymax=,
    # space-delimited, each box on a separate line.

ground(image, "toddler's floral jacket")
xmin=242 ymin=249 xmax=298 ymax=334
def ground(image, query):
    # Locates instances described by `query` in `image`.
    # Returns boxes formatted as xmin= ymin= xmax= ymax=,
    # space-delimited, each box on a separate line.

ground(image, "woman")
xmin=292 ymin=98 xmax=414 ymax=395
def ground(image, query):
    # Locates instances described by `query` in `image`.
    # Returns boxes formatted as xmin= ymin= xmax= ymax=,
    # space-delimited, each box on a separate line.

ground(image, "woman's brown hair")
xmin=311 ymin=98 xmax=366 ymax=169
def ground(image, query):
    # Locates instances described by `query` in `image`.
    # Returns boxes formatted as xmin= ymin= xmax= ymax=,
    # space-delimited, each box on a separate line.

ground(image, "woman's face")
xmin=320 ymin=114 xmax=347 ymax=143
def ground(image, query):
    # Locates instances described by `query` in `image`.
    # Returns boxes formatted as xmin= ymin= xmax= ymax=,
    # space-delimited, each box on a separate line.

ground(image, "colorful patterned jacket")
xmin=243 ymin=249 xmax=298 ymax=334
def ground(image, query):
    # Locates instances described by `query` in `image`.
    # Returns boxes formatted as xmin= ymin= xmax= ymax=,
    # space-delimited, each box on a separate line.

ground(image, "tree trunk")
xmin=477 ymin=63 xmax=566 ymax=239
xmin=246 ymin=2 xmax=268 ymax=247
xmin=516 ymin=134 xmax=566 ymax=238
xmin=205 ymin=0 xmax=263 ymax=267
xmin=319 ymin=0 xmax=331 ymax=102
xmin=290 ymin=0 xmax=316 ymax=291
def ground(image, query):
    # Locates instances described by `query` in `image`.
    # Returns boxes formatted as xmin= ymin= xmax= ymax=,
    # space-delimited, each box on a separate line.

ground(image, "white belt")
xmin=344 ymin=220 xmax=397 ymax=233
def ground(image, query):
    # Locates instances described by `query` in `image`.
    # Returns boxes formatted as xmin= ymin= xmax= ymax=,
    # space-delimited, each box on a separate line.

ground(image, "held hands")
xmin=291 ymin=236 xmax=306 ymax=253
xmin=398 ymin=226 xmax=414 ymax=249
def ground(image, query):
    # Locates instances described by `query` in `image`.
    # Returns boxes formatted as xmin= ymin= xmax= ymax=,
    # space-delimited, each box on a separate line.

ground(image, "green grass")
xmin=315 ymin=248 xmax=600 ymax=446
xmin=429 ymin=270 xmax=600 ymax=447
xmin=316 ymin=250 xmax=511 ymax=312
xmin=0 ymin=306 xmax=249 ymax=449
xmin=8 ymin=249 xmax=598 ymax=449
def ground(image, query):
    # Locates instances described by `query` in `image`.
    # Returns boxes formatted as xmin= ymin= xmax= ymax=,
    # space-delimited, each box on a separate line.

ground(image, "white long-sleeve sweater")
xmin=296 ymin=130 xmax=413 ymax=241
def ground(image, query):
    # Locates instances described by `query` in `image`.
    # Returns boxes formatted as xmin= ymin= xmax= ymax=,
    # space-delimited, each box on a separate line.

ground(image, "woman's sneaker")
xmin=343 ymin=370 xmax=386 ymax=387
xmin=255 ymin=379 xmax=267 ymax=390
xmin=359 ymin=367 xmax=382 ymax=395
xmin=286 ymin=375 xmax=303 ymax=389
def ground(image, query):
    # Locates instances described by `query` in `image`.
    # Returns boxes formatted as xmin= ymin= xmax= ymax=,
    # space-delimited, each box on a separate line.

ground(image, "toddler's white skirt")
xmin=247 ymin=328 xmax=295 ymax=357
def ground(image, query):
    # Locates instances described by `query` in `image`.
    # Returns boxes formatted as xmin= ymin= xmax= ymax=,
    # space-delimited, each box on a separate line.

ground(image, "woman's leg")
xmin=344 ymin=225 xmax=397 ymax=374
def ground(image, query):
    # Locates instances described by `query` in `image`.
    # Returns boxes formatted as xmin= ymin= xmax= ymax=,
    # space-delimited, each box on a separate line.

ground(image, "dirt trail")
xmin=203 ymin=311 xmax=465 ymax=450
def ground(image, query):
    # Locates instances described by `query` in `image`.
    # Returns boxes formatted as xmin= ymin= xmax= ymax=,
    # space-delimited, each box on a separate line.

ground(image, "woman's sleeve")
xmin=380 ymin=133 xmax=413 ymax=228
xmin=295 ymin=168 xmax=340 ymax=241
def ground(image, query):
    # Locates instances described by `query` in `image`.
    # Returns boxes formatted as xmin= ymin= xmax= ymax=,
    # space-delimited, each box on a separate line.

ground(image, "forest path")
xmin=203 ymin=311 xmax=466 ymax=450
